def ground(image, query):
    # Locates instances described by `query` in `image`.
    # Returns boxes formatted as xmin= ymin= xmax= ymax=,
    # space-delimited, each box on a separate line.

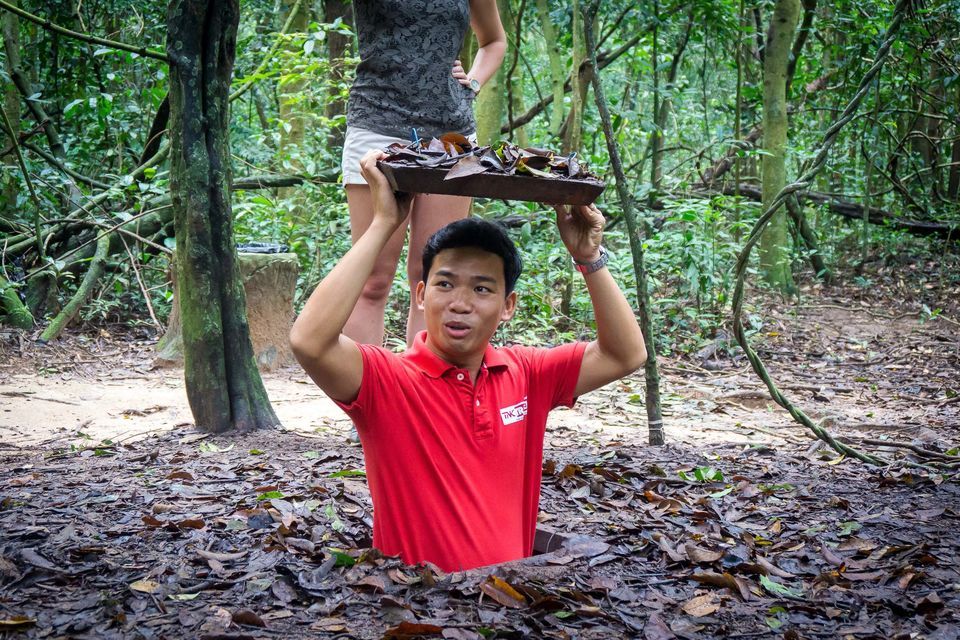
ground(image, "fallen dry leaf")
xmin=231 ymin=609 xmax=267 ymax=627
xmin=129 ymin=579 xmax=161 ymax=594
xmin=682 ymin=593 xmax=721 ymax=617
xmin=384 ymin=621 xmax=444 ymax=638
xmin=691 ymin=571 xmax=753 ymax=601
xmin=479 ymin=575 xmax=526 ymax=609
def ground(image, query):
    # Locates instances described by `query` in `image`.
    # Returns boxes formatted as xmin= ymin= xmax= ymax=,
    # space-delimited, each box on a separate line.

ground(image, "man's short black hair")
xmin=421 ymin=218 xmax=522 ymax=295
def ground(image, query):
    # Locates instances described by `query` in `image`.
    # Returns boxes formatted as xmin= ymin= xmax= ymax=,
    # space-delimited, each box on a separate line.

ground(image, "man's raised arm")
xmin=289 ymin=151 xmax=411 ymax=402
xmin=553 ymin=204 xmax=647 ymax=397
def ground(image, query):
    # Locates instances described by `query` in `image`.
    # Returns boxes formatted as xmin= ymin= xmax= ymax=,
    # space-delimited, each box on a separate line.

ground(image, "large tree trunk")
xmin=167 ymin=0 xmax=280 ymax=432
xmin=759 ymin=0 xmax=799 ymax=293
xmin=1 ymin=1 xmax=20 ymax=220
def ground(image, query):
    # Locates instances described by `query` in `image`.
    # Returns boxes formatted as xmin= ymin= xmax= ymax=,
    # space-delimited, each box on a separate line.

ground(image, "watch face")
xmin=470 ymin=78 xmax=481 ymax=92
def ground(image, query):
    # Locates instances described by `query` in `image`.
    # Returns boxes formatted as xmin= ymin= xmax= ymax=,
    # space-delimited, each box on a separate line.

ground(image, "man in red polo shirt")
xmin=290 ymin=150 xmax=646 ymax=572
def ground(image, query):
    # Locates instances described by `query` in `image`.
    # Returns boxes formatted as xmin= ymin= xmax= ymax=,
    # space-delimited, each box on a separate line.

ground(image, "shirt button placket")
xmin=474 ymin=373 xmax=491 ymax=437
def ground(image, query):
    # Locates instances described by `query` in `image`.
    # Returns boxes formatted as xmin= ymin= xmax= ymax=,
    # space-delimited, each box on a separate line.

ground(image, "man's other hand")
xmin=554 ymin=204 xmax=604 ymax=264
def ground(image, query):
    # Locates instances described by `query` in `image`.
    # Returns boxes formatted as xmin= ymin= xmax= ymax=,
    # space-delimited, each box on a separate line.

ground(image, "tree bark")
xmin=167 ymin=0 xmax=280 ymax=432
xmin=0 ymin=274 xmax=33 ymax=329
xmin=1 ymin=1 xmax=20 ymax=219
xmin=759 ymin=0 xmax=799 ymax=293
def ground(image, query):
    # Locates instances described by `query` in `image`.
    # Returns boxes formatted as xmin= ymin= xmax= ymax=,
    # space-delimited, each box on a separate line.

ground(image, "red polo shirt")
xmin=334 ymin=332 xmax=586 ymax=572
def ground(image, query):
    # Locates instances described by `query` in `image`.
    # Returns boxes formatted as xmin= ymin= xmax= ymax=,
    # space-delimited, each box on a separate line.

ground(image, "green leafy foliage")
xmin=2 ymin=0 xmax=957 ymax=359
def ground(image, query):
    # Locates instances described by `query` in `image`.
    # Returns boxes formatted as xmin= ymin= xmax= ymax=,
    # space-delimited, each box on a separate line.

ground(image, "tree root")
xmin=38 ymin=231 xmax=111 ymax=342
xmin=0 ymin=273 xmax=34 ymax=329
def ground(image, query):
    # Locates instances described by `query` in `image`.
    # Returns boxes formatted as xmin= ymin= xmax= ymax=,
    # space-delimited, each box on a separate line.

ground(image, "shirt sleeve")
xmin=522 ymin=341 xmax=588 ymax=410
xmin=331 ymin=343 xmax=398 ymax=429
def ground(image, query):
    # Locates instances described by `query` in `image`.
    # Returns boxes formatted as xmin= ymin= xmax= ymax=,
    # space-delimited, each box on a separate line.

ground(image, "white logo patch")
xmin=500 ymin=397 xmax=528 ymax=426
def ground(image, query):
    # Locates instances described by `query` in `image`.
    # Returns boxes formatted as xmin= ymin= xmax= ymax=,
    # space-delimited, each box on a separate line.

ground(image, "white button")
xmin=475 ymin=400 xmax=480 ymax=406
xmin=457 ymin=373 xmax=465 ymax=381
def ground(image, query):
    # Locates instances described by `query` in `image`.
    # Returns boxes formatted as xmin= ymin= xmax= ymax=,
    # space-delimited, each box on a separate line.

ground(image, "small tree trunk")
xmin=167 ymin=0 xmax=280 ymax=432
xmin=733 ymin=0 xmax=745 ymax=240
xmin=561 ymin=0 xmax=592 ymax=155
xmin=535 ymin=0 xmax=565 ymax=136
xmin=648 ymin=13 xmax=692 ymax=207
xmin=475 ymin=0 xmax=513 ymax=145
xmin=648 ymin=0 xmax=661 ymax=207
xmin=323 ymin=0 xmax=353 ymax=150
xmin=785 ymin=195 xmax=830 ymax=282
xmin=277 ymin=0 xmax=310 ymax=223
xmin=583 ymin=2 xmax=663 ymax=446
xmin=503 ymin=0 xmax=528 ymax=146
xmin=759 ymin=0 xmax=799 ymax=294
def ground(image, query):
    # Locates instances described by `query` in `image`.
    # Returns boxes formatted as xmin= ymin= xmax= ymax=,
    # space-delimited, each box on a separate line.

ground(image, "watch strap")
xmin=574 ymin=246 xmax=609 ymax=274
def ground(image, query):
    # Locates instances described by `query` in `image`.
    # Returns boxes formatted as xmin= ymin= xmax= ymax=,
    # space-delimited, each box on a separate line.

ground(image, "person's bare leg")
xmin=343 ymin=184 xmax=408 ymax=345
xmin=405 ymin=193 xmax=472 ymax=345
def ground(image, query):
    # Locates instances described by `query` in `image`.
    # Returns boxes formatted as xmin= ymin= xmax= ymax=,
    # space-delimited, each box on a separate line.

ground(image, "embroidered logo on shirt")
xmin=499 ymin=397 xmax=528 ymax=426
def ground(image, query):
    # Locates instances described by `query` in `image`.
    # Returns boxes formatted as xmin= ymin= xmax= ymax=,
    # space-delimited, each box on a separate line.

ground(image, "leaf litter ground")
xmin=1 ymin=264 xmax=959 ymax=639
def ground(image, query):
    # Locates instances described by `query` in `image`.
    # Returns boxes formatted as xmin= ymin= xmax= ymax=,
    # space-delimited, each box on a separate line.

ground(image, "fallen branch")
xmin=23 ymin=141 xmax=111 ymax=190
xmin=702 ymin=183 xmax=958 ymax=240
xmin=695 ymin=126 xmax=762 ymax=188
xmin=0 ymin=0 xmax=168 ymax=61
xmin=4 ymin=143 xmax=170 ymax=256
xmin=231 ymin=172 xmax=339 ymax=190
xmin=854 ymin=438 xmax=960 ymax=462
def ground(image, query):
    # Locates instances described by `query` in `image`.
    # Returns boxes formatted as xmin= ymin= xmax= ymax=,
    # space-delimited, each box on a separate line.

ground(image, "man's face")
xmin=416 ymin=247 xmax=517 ymax=367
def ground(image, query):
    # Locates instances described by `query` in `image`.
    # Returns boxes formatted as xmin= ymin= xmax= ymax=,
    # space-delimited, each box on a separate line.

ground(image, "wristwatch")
xmin=573 ymin=246 xmax=609 ymax=274
xmin=469 ymin=77 xmax=481 ymax=94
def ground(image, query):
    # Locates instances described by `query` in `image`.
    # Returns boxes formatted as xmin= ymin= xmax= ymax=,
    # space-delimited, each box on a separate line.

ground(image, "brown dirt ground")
xmin=1 ymin=286 xmax=959 ymax=639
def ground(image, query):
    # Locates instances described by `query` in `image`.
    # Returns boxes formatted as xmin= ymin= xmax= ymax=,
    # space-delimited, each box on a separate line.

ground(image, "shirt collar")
xmin=405 ymin=331 xmax=509 ymax=378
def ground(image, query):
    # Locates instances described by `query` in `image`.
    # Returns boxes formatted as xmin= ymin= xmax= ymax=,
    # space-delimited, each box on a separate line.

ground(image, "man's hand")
xmin=554 ymin=204 xmax=604 ymax=264
xmin=360 ymin=150 xmax=413 ymax=229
